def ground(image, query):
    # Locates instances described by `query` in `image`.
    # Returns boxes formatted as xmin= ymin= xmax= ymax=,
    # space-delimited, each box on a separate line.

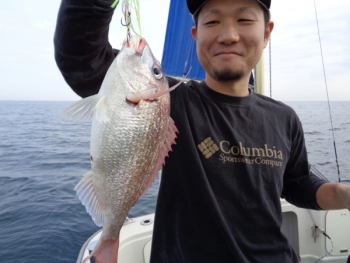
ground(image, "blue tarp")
xmin=161 ymin=0 xmax=205 ymax=80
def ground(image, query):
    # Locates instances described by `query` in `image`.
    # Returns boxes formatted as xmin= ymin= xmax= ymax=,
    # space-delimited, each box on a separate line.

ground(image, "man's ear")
xmin=191 ymin=26 xmax=197 ymax=40
xmin=264 ymin=21 xmax=274 ymax=48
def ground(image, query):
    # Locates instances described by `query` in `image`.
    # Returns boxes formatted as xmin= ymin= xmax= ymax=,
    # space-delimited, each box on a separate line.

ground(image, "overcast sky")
xmin=0 ymin=0 xmax=349 ymax=101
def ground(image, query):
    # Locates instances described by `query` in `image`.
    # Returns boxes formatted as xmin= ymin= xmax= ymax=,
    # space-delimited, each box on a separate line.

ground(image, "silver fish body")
xmin=62 ymin=35 xmax=177 ymax=263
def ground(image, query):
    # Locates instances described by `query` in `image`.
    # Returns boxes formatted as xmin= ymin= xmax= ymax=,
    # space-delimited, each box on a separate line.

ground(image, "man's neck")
xmin=205 ymin=74 xmax=250 ymax=97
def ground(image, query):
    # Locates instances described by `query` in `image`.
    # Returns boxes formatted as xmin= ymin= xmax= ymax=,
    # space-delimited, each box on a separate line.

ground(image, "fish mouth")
xmin=136 ymin=38 xmax=147 ymax=54
xmin=126 ymin=35 xmax=148 ymax=55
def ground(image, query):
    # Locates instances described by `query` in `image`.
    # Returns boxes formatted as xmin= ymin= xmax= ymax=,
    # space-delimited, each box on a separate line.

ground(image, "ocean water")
xmin=0 ymin=100 xmax=349 ymax=263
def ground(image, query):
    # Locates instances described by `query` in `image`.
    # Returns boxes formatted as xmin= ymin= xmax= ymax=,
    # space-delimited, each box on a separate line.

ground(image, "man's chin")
xmin=213 ymin=68 xmax=245 ymax=82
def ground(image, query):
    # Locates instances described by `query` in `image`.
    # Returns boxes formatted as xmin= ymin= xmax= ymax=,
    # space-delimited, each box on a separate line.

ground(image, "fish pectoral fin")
xmin=60 ymin=94 xmax=100 ymax=122
xmin=74 ymin=171 xmax=104 ymax=227
xmin=126 ymin=81 xmax=182 ymax=103
xmin=94 ymin=95 xmax=110 ymax=123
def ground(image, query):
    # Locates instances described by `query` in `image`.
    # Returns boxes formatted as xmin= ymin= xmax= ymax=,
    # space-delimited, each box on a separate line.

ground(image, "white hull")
xmin=77 ymin=200 xmax=350 ymax=263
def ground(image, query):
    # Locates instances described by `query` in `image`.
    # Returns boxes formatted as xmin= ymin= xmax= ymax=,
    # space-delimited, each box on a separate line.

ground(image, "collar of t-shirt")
xmin=200 ymin=81 xmax=256 ymax=107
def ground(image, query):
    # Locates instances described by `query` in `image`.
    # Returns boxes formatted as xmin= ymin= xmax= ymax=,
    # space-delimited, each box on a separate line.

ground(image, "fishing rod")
xmin=269 ymin=36 xmax=272 ymax=98
xmin=313 ymin=0 xmax=341 ymax=183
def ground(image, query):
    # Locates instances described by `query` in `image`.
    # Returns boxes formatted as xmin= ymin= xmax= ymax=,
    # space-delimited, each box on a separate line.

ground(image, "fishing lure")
xmin=111 ymin=0 xmax=142 ymax=40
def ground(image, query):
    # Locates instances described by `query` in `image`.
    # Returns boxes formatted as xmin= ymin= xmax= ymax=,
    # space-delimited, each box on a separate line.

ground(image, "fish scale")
xmin=62 ymin=35 xmax=178 ymax=263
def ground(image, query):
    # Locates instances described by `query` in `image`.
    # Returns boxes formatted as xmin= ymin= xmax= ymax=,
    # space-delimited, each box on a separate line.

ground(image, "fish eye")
xmin=153 ymin=65 xmax=163 ymax=80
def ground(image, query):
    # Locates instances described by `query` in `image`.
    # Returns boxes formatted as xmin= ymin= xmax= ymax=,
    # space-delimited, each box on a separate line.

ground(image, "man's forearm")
xmin=54 ymin=0 xmax=117 ymax=98
xmin=316 ymin=183 xmax=350 ymax=210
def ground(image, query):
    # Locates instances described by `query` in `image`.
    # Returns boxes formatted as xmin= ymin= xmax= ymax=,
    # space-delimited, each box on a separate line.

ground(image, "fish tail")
xmin=82 ymin=236 xmax=119 ymax=263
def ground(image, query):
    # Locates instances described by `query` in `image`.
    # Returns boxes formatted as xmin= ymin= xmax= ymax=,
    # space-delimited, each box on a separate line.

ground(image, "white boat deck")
xmin=77 ymin=200 xmax=350 ymax=263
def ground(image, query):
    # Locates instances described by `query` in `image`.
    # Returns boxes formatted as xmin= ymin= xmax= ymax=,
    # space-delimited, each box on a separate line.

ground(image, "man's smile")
xmin=214 ymin=51 xmax=242 ymax=58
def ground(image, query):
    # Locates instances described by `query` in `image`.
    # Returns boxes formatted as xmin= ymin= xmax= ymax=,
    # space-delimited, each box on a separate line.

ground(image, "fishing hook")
xmin=120 ymin=17 xmax=131 ymax=27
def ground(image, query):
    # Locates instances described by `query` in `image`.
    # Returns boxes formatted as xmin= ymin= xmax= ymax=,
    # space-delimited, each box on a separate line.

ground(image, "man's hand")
xmin=316 ymin=183 xmax=350 ymax=210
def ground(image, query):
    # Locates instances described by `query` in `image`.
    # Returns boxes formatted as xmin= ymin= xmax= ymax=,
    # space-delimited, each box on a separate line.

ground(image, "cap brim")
xmin=189 ymin=0 xmax=270 ymax=16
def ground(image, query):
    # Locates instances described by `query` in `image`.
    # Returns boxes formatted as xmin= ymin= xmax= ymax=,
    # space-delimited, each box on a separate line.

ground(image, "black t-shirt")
xmin=150 ymin=79 xmax=325 ymax=263
xmin=54 ymin=1 xmax=327 ymax=262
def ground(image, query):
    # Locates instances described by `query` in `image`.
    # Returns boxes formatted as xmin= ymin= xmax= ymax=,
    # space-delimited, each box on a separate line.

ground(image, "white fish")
xmin=62 ymin=35 xmax=179 ymax=263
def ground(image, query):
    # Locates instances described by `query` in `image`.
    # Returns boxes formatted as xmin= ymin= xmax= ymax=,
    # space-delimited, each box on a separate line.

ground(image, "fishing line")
xmin=183 ymin=38 xmax=195 ymax=78
xmin=313 ymin=0 xmax=341 ymax=182
xmin=122 ymin=1 xmax=132 ymax=41
xmin=125 ymin=0 xmax=142 ymax=36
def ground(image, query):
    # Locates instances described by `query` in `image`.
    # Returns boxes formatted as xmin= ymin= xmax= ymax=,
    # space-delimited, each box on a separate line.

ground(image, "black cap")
xmin=187 ymin=0 xmax=271 ymax=15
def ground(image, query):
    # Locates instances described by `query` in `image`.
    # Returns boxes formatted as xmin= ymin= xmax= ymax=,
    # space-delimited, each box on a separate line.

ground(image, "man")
xmin=54 ymin=0 xmax=350 ymax=262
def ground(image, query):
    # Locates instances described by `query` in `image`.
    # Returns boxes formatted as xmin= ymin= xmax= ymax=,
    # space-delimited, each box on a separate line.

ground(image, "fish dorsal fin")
xmin=138 ymin=117 xmax=178 ymax=199
xmin=61 ymin=94 xmax=110 ymax=123
xmin=74 ymin=171 xmax=104 ymax=227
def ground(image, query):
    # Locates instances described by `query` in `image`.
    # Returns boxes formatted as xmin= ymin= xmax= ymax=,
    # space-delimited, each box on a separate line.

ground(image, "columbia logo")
xmin=197 ymin=137 xmax=219 ymax=159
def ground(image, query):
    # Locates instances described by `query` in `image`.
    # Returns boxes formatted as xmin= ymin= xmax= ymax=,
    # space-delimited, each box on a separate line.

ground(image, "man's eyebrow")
xmin=206 ymin=8 xmax=222 ymax=15
xmin=205 ymin=6 xmax=253 ymax=15
xmin=236 ymin=6 xmax=253 ymax=12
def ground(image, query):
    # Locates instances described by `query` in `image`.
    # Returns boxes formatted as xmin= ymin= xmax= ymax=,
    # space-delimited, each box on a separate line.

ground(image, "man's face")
xmin=191 ymin=0 xmax=273 ymax=83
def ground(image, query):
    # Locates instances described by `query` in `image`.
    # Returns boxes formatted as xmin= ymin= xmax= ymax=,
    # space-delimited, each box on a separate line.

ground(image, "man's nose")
xmin=217 ymin=25 xmax=240 ymax=44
